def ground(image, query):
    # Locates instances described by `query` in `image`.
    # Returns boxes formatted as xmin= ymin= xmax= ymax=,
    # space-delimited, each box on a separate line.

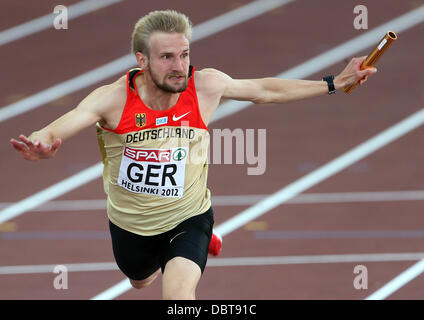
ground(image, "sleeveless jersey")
xmin=96 ymin=65 xmax=211 ymax=236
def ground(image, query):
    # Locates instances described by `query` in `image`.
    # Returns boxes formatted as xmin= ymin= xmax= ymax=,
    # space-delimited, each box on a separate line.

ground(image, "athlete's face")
xmin=146 ymin=32 xmax=190 ymax=93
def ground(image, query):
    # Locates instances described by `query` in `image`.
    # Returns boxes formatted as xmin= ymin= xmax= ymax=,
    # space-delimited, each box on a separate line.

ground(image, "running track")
xmin=1 ymin=0 xmax=423 ymax=300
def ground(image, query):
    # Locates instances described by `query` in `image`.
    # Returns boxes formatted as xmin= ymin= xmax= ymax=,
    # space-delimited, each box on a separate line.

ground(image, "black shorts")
xmin=109 ymin=207 xmax=214 ymax=281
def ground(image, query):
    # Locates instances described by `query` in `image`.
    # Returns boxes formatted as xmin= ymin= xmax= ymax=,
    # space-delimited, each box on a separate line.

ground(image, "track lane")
xmin=1 ymin=0 xmax=423 ymax=300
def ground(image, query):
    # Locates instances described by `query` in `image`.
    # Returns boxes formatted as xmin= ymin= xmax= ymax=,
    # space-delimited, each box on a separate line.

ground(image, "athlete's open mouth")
xmin=168 ymin=74 xmax=186 ymax=81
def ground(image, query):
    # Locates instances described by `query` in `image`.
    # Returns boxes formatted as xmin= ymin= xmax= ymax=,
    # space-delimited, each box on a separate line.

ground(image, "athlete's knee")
xmin=130 ymin=278 xmax=150 ymax=289
xmin=130 ymin=269 xmax=160 ymax=289
xmin=162 ymin=257 xmax=201 ymax=300
xmin=163 ymin=287 xmax=195 ymax=300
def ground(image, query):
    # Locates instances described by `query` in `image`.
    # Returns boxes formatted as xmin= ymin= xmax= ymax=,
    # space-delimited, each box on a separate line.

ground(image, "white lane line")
xmin=1 ymin=190 xmax=424 ymax=211
xmin=4 ymin=253 xmax=424 ymax=275
xmin=211 ymin=4 xmax=424 ymax=123
xmin=365 ymin=259 xmax=424 ymax=300
xmin=191 ymin=0 xmax=293 ymax=42
xmin=0 ymin=0 xmax=294 ymax=123
xmin=0 ymin=199 xmax=107 ymax=212
xmin=91 ymin=279 xmax=131 ymax=301
xmin=0 ymin=54 xmax=135 ymax=123
xmin=207 ymin=253 xmax=424 ymax=267
xmin=215 ymin=108 xmax=424 ymax=237
xmin=0 ymin=262 xmax=118 ymax=275
xmin=255 ymin=230 xmax=424 ymax=240
xmin=0 ymin=163 xmax=103 ymax=223
xmin=0 ymin=0 xmax=124 ymax=46
xmin=286 ymin=191 xmax=424 ymax=204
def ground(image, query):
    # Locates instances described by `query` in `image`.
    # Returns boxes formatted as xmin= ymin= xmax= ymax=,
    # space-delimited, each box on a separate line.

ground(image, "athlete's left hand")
xmin=334 ymin=56 xmax=377 ymax=89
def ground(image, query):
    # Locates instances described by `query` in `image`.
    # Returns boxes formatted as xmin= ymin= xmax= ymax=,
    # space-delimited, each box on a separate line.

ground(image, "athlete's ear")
xmin=135 ymin=51 xmax=149 ymax=70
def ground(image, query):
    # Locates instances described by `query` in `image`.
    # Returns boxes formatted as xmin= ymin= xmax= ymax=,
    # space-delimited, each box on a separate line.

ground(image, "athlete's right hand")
xmin=10 ymin=134 xmax=62 ymax=161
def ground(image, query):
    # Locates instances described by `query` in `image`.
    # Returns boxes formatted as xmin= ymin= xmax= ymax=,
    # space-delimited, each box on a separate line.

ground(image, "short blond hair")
xmin=131 ymin=10 xmax=193 ymax=56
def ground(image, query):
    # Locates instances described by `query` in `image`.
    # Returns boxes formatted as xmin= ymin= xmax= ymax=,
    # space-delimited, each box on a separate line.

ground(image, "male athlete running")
xmin=10 ymin=10 xmax=376 ymax=300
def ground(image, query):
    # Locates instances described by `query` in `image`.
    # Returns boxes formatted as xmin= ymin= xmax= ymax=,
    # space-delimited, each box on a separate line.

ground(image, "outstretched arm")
xmin=10 ymin=81 xmax=124 ymax=161
xmin=201 ymin=56 xmax=377 ymax=105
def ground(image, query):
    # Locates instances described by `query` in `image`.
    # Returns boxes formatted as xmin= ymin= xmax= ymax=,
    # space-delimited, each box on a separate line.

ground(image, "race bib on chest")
xmin=118 ymin=146 xmax=188 ymax=198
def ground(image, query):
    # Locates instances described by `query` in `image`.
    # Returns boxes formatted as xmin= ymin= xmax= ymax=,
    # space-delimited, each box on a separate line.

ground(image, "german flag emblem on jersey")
xmin=135 ymin=113 xmax=146 ymax=128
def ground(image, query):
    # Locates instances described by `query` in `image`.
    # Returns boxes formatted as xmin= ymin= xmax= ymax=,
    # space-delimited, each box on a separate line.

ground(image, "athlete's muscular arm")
xmin=197 ymin=57 xmax=377 ymax=107
xmin=10 ymin=78 xmax=126 ymax=161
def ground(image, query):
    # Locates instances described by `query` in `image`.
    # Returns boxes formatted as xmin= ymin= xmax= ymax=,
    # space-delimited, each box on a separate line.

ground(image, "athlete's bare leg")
xmin=162 ymin=257 xmax=202 ymax=300
xmin=129 ymin=268 xmax=161 ymax=289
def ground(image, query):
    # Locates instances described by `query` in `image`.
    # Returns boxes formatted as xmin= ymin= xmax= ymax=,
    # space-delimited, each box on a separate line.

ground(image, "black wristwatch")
xmin=322 ymin=75 xmax=336 ymax=95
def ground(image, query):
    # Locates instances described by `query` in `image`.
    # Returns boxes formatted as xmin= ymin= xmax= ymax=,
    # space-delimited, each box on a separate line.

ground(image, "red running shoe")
xmin=208 ymin=232 xmax=222 ymax=256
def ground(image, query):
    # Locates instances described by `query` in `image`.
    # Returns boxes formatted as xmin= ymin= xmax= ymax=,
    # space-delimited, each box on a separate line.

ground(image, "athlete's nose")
xmin=172 ymin=56 xmax=185 ymax=73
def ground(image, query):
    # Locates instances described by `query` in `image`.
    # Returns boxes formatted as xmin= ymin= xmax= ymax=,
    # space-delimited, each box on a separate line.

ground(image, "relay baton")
xmin=343 ymin=31 xmax=397 ymax=94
